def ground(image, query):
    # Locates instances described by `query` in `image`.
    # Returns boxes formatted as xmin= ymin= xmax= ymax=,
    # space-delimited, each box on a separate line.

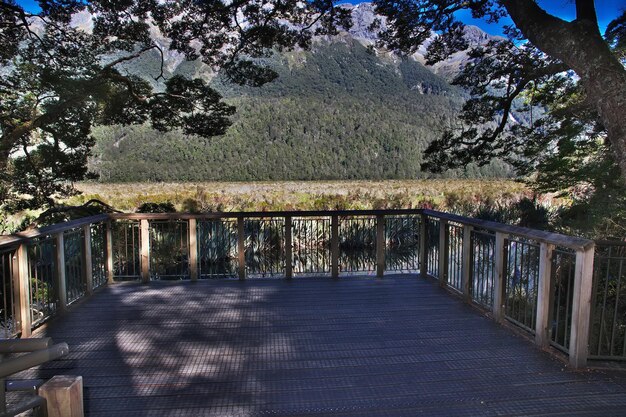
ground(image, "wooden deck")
xmin=20 ymin=276 xmax=626 ymax=416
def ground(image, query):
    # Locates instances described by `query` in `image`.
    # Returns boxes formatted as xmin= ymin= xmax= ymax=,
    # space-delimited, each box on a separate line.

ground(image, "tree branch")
xmin=500 ymin=0 xmax=571 ymax=50
xmin=102 ymin=45 xmax=159 ymax=70
xmin=20 ymin=139 xmax=51 ymax=205
xmin=0 ymin=97 xmax=82 ymax=169
xmin=1 ymin=44 xmax=165 ymax=168
xmin=575 ymin=0 xmax=598 ymax=24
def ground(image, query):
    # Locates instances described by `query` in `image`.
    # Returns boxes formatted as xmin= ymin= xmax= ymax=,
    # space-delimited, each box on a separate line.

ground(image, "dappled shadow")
xmin=28 ymin=286 xmax=150 ymax=415
xmin=105 ymin=281 xmax=293 ymax=416
xmin=24 ymin=277 xmax=626 ymax=416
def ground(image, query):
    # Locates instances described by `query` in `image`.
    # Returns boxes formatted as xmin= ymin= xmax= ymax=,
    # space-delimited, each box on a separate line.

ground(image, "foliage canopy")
xmin=373 ymin=1 xmax=626 ymax=185
xmin=2 ymin=0 xmax=625 ymax=237
xmin=0 ymin=0 xmax=349 ymax=211
xmin=371 ymin=0 xmax=626 ymax=235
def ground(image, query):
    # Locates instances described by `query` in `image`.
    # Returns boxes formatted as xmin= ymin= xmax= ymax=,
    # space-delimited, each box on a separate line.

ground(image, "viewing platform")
xmin=20 ymin=276 xmax=626 ymax=416
xmin=0 ymin=209 xmax=625 ymax=415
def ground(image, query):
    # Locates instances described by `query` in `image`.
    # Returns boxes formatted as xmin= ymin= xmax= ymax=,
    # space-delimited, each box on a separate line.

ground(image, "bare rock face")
xmin=339 ymin=2 xmax=499 ymax=81
xmin=24 ymin=2 xmax=497 ymax=83
xmin=341 ymin=2 xmax=382 ymax=42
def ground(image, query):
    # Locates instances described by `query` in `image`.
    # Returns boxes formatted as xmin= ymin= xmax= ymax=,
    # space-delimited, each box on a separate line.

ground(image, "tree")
xmin=0 ymin=0 xmax=350 ymax=211
xmin=373 ymin=0 xmax=626 ymax=182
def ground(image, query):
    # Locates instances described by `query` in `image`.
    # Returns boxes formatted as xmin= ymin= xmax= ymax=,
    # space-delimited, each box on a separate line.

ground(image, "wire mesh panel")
xmin=339 ymin=216 xmax=376 ymax=275
xmin=550 ymin=248 xmax=576 ymax=353
xmin=504 ymin=238 xmax=540 ymax=333
xmin=64 ymin=228 xmax=86 ymax=305
xmin=112 ymin=220 xmax=141 ymax=280
xmin=385 ymin=216 xmax=420 ymax=272
xmin=90 ymin=223 xmax=107 ymax=289
xmin=470 ymin=230 xmax=496 ymax=308
xmin=150 ymin=220 xmax=189 ymax=280
xmin=425 ymin=217 xmax=440 ymax=278
xmin=447 ymin=223 xmax=464 ymax=292
xmin=245 ymin=218 xmax=285 ymax=278
xmin=590 ymin=244 xmax=626 ymax=360
xmin=0 ymin=249 xmax=18 ymax=338
xmin=27 ymin=237 xmax=58 ymax=326
xmin=198 ymin=219 xmax=238 ymax=278
xmin=292 ymin=217 xmax=331 ymax=276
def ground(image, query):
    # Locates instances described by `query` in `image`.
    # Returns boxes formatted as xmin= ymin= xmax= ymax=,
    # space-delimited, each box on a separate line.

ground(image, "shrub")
xmin=136 ymin=202 xmax=176 ymax=213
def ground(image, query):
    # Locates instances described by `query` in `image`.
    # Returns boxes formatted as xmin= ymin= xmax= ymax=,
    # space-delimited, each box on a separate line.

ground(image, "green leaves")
xmin=0 ymin=0 xmax=351 ymax=212
xmin=371 ymin=1 xmax=626 ymax=235
xmin=148 ymin=75 xmax=235 ymax=136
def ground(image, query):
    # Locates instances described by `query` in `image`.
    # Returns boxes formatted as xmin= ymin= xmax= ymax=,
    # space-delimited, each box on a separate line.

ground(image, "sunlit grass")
xmin=69 ymin=179 xmax=539 ymax=213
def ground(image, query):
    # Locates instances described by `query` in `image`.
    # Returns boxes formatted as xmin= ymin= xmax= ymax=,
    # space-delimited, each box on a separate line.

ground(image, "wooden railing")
xmin=0 ymin=214 xmax=110 ymax=339
xmin=0 ymin=209 xmax=623 ymax=368
xmin=589 ymin=241 xmax=626 ymax=362
xmin=420 ymin=209 xmax=595 ymax=368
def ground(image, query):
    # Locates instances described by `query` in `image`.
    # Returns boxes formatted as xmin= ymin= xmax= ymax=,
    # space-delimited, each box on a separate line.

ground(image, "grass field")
xmin=71 ymin=179 xmax=537 ymax=213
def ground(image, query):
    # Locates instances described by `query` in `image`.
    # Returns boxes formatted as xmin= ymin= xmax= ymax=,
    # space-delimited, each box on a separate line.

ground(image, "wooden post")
xmin=10 ymin=250 xmax=22 ymax=338
xmin=285 ymin=216 xmax=293 ymax=279
xmin=55 ymin=233 xmax=67 ymax=312
xmin=140 ymin=219 xmax=150 ymax=283
xmin=105 ymin=220 xmax=114 ymax=284
xmin=492 ymin=233 xmax=507 ymax=323
xmin=237 ymin=217 xmax=246 ymax=280
xmin=82 ymin=225 xmax=93 ymax=295
xmin=376 ymin=214 xmax=385 ymax=278
xmin=461 ymin=225 xmax=473 ymax=302
xmin=331 ymin=215 xmax=339 ymax=279
xmin=569 ymin=244 xmax=595 ymax=368
xmin=14 ymin=244 xmax=31 ymax=337
xmin=535 ymin=242 xmax=555 ymax=348
xmin=188 ymin=218 xmax=198 ymax=281
xmin=39 ymin=375 xmax=84 ymax=417
xmin=438 ymin=219 xmax=449 ymax=287
xmin=419 ymin=214 xmax=427 ymax=279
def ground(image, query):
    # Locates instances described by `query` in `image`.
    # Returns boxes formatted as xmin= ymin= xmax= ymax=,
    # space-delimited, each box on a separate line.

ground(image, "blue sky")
xmin=452 ymin=0 xmax=625 ymax=36
xmin=16 ymin=0 xmax=625 ymax=35
xmin=16 ymin=0 xmax=40 ymax=13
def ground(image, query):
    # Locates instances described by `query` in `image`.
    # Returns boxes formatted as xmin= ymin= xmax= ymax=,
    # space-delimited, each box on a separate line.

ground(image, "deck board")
xmin=17 ymin=276 xmax=626 ymax=416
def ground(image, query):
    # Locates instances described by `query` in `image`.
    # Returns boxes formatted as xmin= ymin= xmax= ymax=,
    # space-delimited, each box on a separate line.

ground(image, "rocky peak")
xmin=338 ymin=3 xmax=499 ymax=79
xmin=341 ymin=2 xmax=384 ymax=42
xmin=462 ymin=25 xmax=496 ymax=46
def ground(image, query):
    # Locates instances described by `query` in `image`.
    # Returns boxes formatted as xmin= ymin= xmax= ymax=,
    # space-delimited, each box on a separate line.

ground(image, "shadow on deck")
xmin=22 ymin=276 xmax=626 ymax=416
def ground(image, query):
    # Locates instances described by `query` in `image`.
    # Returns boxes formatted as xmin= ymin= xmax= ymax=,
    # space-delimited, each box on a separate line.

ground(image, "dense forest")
xmin=90 ymin=38 xmax=513 ymax=181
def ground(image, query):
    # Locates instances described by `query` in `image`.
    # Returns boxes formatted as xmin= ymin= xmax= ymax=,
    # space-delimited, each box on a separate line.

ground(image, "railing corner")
xmin=568 ymin=243 xmax=595 ymax=368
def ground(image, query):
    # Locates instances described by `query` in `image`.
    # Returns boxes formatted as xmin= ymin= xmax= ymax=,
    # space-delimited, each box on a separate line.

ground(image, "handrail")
xmin=0 ymin=338 xmax=53 ymax=354
xmin=0 ymin=341 xmax=70 ymax=417
xmin=0 ymin=209 xmax=598 ymax=251
xmin=115 ymin=208 xmax=595 ymax=252
xmin=0 ymin=214 xmax=109 ymax=249
xmin=110 ymin=208 xmax=424 ymax=220
xmin=0 ymin=343 xmax=69 ymax=379
xmin=421 ymin=209 xmax=594 ymax=251
xmin=595 ymin=239 xmax=626 ymax=246
xmin=0 ymin=206 xmax=622 ymax=370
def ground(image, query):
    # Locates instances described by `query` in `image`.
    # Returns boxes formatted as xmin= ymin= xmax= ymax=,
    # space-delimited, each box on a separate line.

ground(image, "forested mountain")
xmin=89 ymin=4 xmax=514 ymax=181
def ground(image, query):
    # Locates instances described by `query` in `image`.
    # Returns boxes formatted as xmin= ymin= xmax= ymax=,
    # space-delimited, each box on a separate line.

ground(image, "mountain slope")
xmin=89 ymin=6 xmax=513 ymax=181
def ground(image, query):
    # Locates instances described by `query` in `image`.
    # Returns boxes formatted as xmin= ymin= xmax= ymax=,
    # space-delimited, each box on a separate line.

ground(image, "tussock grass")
xmin=70 ymin=179 xmax=535 ymax=213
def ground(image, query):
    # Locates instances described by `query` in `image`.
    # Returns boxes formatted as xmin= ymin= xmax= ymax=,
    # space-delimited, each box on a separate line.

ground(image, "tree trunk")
xmin=502 ymin=0 xmax=626 ymax=180
xmin=585 ymin=57 xmax=626 ymax=180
